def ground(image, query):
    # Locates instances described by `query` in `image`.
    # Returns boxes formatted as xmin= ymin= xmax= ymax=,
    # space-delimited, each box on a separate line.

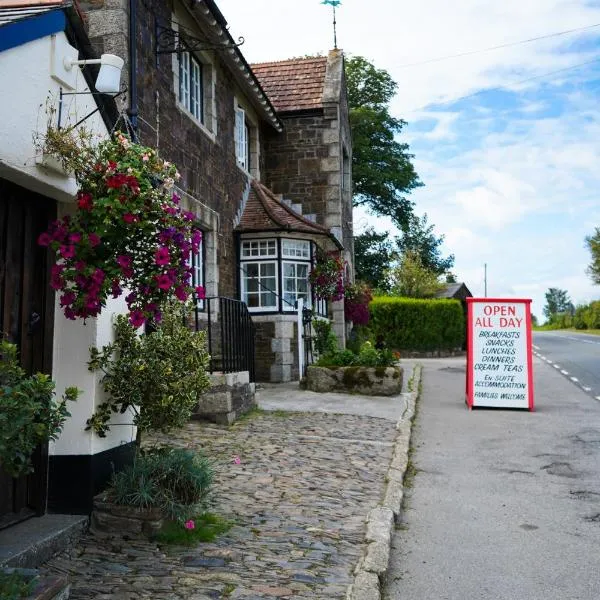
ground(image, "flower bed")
xmin=304 ymin=365 xmax=403 ymax=396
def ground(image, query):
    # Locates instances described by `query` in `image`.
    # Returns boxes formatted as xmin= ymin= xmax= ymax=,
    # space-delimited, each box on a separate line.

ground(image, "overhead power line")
xmin=396 ymin=22 xmax=600 ymax=69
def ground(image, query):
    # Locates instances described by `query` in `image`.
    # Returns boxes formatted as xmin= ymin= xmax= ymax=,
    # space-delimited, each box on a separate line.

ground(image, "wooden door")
xmin=0 ymin=177 xmax=56 ymax=529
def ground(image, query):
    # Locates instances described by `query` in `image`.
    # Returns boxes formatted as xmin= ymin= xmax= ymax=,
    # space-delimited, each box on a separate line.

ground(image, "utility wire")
xmin=408 ymin=56 xmax=600 ymax=113
xmin=396 ymin=22 xmax=600 ymax=69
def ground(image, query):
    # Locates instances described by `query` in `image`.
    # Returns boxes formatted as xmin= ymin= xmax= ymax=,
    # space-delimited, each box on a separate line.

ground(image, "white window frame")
xmin=241 ymin=239 xmax=277 ymax=259
xmin=240 ymin=260 xmax=278 ymax=312
xmin=235 ymin=106 xmax=249 ymax=170
xmin=282 ymin=260 xmax=311 ymax=312
xmin=190 ymin=240 xmax=204 ymax=310
xmin=178 ymin=51 xmax=203 ymax=123
xmin=282 ymin=239 xmax=310 ymax=259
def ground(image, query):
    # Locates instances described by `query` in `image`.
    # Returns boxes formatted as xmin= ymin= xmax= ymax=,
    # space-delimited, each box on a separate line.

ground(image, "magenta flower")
xmin=88 ymin=233 xmax=101 ymax=247
xmin=64 ymin=307 xmax=76 ymax=320
xmin=129 ymin=310 xmax=146 ymax=328
xmin=111 ymin=280 xmax=122 ymax=299
xmin=122 ymin=213 xmax=139 ymax=224
xmin=184 ymin=520 xmax=195 ymax=530
xmin=91 ymin=268 xmax=105 ymax=284
xmin=117 ymin=255 xmax=132 ymax=269
xmin=172 ymin=193 xmax=181 ymax=204
xmin=156 ymin=274 xmax=173 ymax=290
xmin=69 ymin=233 xmax=82 ymax=244
xmin=60 ymin=291 xmax=76 ymax=307
xmin=174 ymin=286 xmax=188 ymax=302
xmin=154 ymin=246 xmax=171 ymax=266
xmin=182 ymin=210 xmax=195 ymax=221
xmin=195 ymin=285 xmax=206 ymax=300
xmin=38 ymin=232 xmax=52 ymax=247
xmin=232 ymin=455 xmax=241 ymax=465
xmin=60 ymin=245 xmax=76 ymax=259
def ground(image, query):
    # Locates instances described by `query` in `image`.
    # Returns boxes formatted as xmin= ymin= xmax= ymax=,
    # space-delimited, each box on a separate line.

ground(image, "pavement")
xmin=384 ymin=357 xmax=600 ymax=600
xmin=38 ymin=370 xmax=418 ymax=599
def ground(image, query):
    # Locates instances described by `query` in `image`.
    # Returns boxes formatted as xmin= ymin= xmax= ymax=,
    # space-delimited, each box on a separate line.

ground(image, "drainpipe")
xmin=128 ymin=0 xmax=138 ymax=138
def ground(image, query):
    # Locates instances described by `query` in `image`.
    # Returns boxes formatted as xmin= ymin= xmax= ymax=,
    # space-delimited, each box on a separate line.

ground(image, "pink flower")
xmin=60 ymin=245 xmax=76 ymax=259
xmin=38 ymin=232 xmax=52 ymax=247
xmin=195 ymin=285 xmax=206 ymax=300
xmin=154 ymin=246 xmax=171 ymax=266
xmin=232 ymin=455 xmax=241 ymax=465
xmin=60 ymin=291 xmax=76 ymax=307
xmin=184 ymin=520 xmax=195 ymax=530
xmin=156 ymin=274 xmax=173 ymax=290
xmin=88 ymin=233 xmax=101 ymax=247
xmin=111 ymin=280 xmax=122 ymax=299
xmin=69 ymin=233 xmax=82 ymax=244
xmin=182 ymin=210 xmax=195 ymax=222
xmin=129 ymin=310 xmax=146 ymax=328
xmin=174 ymin=286 xmax=189 ymax=302
xmin=122 ymin=213 xmax=139 ymax=224
xmin=142 ymin=153 xmax=150 ymax=162
xmin=117 ymin=255 xmax=132 ymax=269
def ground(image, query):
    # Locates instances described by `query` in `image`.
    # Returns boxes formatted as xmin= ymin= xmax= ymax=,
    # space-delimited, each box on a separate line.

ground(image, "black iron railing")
xmin=194 ymin=297 xmax=256 ymax=382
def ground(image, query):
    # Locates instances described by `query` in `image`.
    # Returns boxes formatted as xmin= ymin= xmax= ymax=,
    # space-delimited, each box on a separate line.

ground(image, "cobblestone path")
xmin=41 ymin=411 xmax=398 ymax=599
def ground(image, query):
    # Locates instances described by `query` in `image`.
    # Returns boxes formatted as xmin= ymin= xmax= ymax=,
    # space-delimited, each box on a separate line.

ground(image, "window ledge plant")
xmin=309 ymin=248 xmax=345 ymax=301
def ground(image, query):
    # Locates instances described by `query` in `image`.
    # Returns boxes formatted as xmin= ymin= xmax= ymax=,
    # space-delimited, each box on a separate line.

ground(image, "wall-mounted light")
xmin=64 ymin=53 xmax=125 ymax=95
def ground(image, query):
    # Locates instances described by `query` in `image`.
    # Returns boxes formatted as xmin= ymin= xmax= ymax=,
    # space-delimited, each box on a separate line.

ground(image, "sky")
xmin=217 ymin=0 xmax=600 ymax=320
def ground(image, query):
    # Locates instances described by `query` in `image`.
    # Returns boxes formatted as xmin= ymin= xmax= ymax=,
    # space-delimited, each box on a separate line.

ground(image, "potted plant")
xmin=309 ymin=248 xmax=345 ymax=301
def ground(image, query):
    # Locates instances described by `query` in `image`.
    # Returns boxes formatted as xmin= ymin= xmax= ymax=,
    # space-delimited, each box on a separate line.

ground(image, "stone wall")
xmin=79 ymin=0 xmax=253 ymax=298
xmin=253 ymin=315 xmax=301 ymax=383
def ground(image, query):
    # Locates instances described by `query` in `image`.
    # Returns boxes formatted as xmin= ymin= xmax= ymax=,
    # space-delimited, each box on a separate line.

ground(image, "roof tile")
xmin=252 ymin=56 xmax=328 ymax=113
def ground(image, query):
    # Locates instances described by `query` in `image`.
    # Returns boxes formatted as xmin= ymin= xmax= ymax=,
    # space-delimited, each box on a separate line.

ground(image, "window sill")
xmin=176 ymin=104 xmax=216 ymax=142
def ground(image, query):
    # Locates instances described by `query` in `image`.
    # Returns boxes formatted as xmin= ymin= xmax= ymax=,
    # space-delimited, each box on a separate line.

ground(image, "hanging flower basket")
xmin=309 ymin=249 xmax=345 ymax=301
xmin=38 ymin=132 xmax=204 ymax=327
xmin=344 ymin=282 xmax=373 ymax=325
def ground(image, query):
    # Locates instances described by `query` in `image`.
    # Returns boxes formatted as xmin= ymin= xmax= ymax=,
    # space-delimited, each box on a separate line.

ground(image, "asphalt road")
xmin=384 ymin=357 xmax=600 ymax=600
xmin=533 ymin=331 xmax=600 ymax=401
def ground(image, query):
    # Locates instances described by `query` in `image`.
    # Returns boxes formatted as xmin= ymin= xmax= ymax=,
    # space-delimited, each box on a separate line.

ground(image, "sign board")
xmin=466 ymin=298 xmax=534 ymax=411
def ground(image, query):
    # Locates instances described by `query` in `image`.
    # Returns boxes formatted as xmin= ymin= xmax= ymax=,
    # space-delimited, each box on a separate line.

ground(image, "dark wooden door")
xmin=0 ymin=177 xmax=56 ymax=529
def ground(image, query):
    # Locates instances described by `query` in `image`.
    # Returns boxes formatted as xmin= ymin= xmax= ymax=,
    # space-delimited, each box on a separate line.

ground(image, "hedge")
xmin=369 ymin=297 xmax=465 ymax=352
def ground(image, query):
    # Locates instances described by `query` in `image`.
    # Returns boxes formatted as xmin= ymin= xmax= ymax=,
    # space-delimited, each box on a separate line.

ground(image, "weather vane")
xmin=321 ymin=0 xmax=341 ymax=49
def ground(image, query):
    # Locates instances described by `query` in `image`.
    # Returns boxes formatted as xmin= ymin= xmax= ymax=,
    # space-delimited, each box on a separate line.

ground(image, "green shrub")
xmin=312 ymin=318 xmax=338 ymax=357
xmin=0 ymin=340 xmax=79 ymax=478
xmin=315 ymin=342 xmax=398 ymax=368
xmin=110 ymin=447 xmax=214 ymax=521
xmin=0 ymin=570 xmax=36 ymax=600
xmin=584 ymin=301 xmax=600 ymax=329
xmin=369 ymin=297 xmax=464 ymax=351
xmin=87 ymin=301 xmax=211 ymax=443
xmin=154 ymin=512 xmax=232 ymax=546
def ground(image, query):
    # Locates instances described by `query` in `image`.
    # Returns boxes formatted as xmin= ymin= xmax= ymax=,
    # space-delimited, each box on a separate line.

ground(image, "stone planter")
xmin=304 ymin=365 xmax=403 ymax=396
xmin=1 ymin=568 xmax=69 ymax=600
xmin=90 ymin=494 xmax=163 ymax=537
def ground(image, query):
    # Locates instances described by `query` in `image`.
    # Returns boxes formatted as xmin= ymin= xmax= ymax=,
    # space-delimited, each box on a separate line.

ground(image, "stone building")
xmin=0 ymin=0 xmax=353 ymax=519
xmin=79 ymin=0 xmax=354 ymax=384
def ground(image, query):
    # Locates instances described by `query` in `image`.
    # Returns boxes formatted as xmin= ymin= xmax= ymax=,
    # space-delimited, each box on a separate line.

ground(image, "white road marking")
xmin=540 ymin=355 xmax=546 ymax=360
xmin=533 ymin=344 xmax=540 ymax=350
xmin=561 ymin=370 xmax=569 ymax=375
xmin=583 ymin=386 xmax=592 ymax=392
xmin=596 ymin=396 xmax=600 ymax=401
xmin=570 ymin=376 xmax=579 ymax=382
xmin=553 ymin=364 xmax=561 ymax=369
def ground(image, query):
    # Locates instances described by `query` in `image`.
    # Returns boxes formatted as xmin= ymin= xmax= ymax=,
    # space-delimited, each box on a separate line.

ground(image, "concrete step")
xmin=0 ymin=514 xmax=88 ymax=569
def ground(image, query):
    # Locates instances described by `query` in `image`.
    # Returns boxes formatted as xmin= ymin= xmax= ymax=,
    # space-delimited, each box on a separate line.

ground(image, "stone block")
xmin=322 ymin=128 xmax=339 ymax=144
xmin=363 ymin=540 xmax=390 ymax=575
xmin=347 ymin=571 xmax=379 ymax=600
xmin=365 ymin=507 xmax=394 ymax=544
xmin=196 ymin=391 xmax=232 ymax=414
xmin=270 ymin=364 xmax=292 ymax=382
xmin=274 ymin=320 xmax=294 ymax=339
xmin=271 ymin=338 xmax=291 ymax=353
xmin=305 ymin=366 xmax=403 ymax=396
xmin=321 ymin=157 xmax=340 ymax=172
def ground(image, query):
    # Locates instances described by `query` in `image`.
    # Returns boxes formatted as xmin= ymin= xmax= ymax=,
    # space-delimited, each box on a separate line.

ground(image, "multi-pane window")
xmin=190 ymin=239 xmax=204 ymax=309
xmin=282 ymin=262 xmax=310 ymax=309
xmin=282 ymin=239 xmax=310 ymax=259
xmin=241 ymin=239 xmax=276 ymax=258
xmin=179 ymin=51 xmax=203 ymax=122
xmin=241 ymin=262 xmax=277 ymax=309
xmin=235 ymin=106 xmax=250 ymax=170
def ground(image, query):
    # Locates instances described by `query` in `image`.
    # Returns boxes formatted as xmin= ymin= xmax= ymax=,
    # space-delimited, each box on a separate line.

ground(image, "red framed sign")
xmin=466 ymin=298 xmax=534 ymax=411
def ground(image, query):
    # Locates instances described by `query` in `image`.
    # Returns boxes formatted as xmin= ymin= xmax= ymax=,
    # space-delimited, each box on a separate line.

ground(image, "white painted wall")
xmin=0 ymin=32 xmax=108 ymax=201
xmin=0 ymin=31 xmax=134 ymax=456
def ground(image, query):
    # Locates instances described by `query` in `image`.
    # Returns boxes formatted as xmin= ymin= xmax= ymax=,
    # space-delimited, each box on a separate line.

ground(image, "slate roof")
xmin=235 ymin=180 xmax=341 ymax=247
xmin=251 ymin=56 xmax=328 ymax=113
xmin=435 ymin=282 xmax=473 ymax=299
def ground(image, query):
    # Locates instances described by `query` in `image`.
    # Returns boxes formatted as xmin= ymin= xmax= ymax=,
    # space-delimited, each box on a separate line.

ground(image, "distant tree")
xmin=395 ymin=213 xmax=455 ymax=276
xmin=345 ymin=56 xmax=422 ymax=230
xmin=531 ymin=314 xmax=539 ymax=327
xmin=388 ymin=251 xmax=444 ymax=298
xmin=446 ymin=272 xmax=458 ymax=284
xmin=543 ymin=288 xmax=572 ymax=320
xmin=585 ymin=227 xmax=600 ymax=285
xmin=353 ymin=228 xmax=396 ymax=291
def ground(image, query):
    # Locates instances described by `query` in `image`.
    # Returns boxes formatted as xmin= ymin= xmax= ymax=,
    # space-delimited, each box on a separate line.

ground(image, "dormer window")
xmin=235 ymin=106 xmax=250 ymax=170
